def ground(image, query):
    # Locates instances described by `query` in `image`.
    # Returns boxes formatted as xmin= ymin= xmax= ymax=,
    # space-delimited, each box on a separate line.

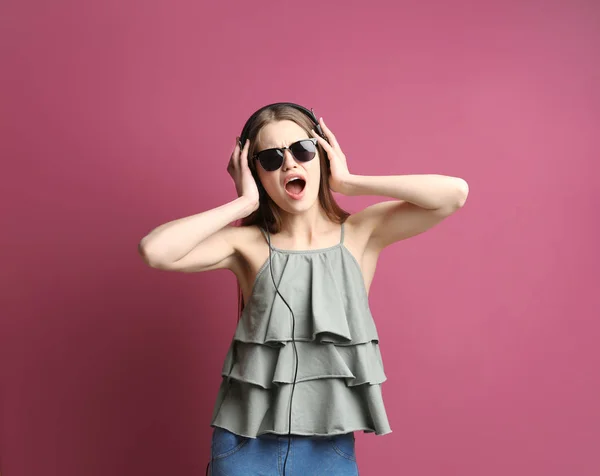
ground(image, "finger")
xmin=227 ymin=156 xmax=235 ymax=171
xmin=242 ymin=139 xmax=250 ymax=155
xmin=235 ymin=138 xmax=247 ymax=159
xmin=231 ymin=139 xmax=241 ymax=163
xmin=319 ymin=117 xmax=340 ymax=149
xmin=310 ymin=129 xmax=334 ymax=155
xmin=240 ymin=139 xmax=251 ymax=164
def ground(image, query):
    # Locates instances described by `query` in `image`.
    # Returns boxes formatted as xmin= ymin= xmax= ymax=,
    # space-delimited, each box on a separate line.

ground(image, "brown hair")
xmin=240 ymin=104 xmax=350 ymax=233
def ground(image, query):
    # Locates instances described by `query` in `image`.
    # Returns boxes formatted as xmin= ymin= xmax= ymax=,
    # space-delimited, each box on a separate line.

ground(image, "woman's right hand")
xmin=227 ymin=137 xmax=260 ymax=213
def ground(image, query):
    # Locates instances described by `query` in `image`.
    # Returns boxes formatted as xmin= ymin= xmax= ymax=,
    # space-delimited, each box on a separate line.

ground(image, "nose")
xmin=281 ymin=149 xmax=298 ymax=171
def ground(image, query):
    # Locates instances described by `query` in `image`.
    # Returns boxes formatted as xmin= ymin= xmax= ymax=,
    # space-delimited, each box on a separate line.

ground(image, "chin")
xmin=273 ymin=190 xmax=319 ymax=215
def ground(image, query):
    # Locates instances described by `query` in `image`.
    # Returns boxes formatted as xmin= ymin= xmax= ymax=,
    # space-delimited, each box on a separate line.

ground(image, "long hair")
xmin=236 ymin=104 xmax=350 ymax=316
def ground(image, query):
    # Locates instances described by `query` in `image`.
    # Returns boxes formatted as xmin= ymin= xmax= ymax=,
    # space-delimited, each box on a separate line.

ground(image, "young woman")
xmin=138 ymin=103 xmax=469 ymax=475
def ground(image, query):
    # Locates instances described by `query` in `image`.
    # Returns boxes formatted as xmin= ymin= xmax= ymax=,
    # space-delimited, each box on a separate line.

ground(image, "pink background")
xmin=1 ymin=0 xmax=599 ymax=475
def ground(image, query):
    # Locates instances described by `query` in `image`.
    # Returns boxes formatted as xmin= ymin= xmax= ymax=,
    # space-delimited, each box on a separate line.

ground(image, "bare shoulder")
xmin=228 ymin=223 xmax=267 ymax=255
xmin=343 ymin=202 xmax=398 ymax=250
xmin=343 ymin=210 xmax=377 ymax=249
xmin=217 ymin=223 xmax=268 ymax=269
xmin=342 ymin=212 xmax=387 ymax=295
xmin=226 ymin=223 xmax=270 ymax=302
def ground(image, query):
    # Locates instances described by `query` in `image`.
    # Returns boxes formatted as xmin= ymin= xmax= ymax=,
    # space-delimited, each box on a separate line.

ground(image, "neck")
xmin=277 ymin=203 xmax=332 ymax=243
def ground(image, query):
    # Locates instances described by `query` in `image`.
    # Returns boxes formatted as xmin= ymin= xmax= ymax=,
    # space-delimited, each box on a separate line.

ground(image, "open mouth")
xmin=285 ymin=178 xmax=306 ymax=195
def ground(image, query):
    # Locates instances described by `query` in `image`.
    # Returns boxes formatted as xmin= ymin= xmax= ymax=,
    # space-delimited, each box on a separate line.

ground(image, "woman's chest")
xmin=236 ymin=242 xmax=377 ymax=305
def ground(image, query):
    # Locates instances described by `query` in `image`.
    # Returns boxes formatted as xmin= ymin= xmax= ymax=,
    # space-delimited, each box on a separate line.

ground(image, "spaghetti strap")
xmin=258 ymin=226 xmax=271 ymax=248
xmin=340 ymin=222 xmax=345 ymax=244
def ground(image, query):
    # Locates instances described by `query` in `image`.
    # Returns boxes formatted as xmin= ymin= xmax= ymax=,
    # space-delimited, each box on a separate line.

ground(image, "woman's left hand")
xmin=310 ymin=118 xmax=352 ymax=194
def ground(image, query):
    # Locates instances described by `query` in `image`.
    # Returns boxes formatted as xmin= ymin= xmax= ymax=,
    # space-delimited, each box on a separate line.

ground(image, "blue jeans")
xmin=209 ymin=426 xmax=359 ymax=475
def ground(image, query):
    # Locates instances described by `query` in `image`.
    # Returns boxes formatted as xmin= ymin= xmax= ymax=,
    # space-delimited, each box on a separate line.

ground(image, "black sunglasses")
xmin=251 ymin=138 xmax=318 ymax=172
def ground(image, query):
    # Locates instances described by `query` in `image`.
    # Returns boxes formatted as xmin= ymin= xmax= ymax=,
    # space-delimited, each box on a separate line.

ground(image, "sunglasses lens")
xmin=290 ymin=140 xmax=317 ymax=162
xmin=258 ymin=150 xmax=284 ymax=171
xmin=256 ymin=140 xmax=316 ymax=171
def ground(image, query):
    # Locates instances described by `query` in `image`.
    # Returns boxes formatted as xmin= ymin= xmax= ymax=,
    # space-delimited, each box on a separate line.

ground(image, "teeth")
xmin=289 ymin=177 xmax=300 ymax=182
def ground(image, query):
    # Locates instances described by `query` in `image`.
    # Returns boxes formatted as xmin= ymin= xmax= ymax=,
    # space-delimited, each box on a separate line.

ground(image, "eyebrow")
xmin=261 ymin=138 xmax=309 ymax=149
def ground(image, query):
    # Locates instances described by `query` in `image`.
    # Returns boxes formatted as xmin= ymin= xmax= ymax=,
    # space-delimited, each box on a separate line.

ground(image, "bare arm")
xmin=308 ymin=118 xmax=468 ymax=252
xmin=138 ymin=137 xmax=259 ymax=272
xmin=345 ymin=174 xmax=468 ymax=251
xmin=138 ymin=196 xmax=256 ymax=272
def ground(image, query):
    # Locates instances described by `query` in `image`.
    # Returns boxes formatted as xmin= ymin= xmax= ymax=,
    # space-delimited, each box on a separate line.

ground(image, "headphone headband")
xmin=238 ymin=102 xmax=324 ymax=148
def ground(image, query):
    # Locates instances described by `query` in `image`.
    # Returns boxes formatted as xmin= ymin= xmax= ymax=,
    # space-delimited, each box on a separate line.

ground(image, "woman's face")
xmin=254 ymin=120 xmax=322 ymax=214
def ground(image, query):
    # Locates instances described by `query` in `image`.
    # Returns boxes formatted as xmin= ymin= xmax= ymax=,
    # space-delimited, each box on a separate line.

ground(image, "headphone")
xmin=239 ymin=101 xmax=327 ymax=149
xmin=207 ymin=102 xmax=325 ymax=476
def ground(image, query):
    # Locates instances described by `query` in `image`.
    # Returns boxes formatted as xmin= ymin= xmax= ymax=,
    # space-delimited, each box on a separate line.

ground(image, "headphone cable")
xmin=265 ymin=219 xmax=299 ymax=476
xmin=206 ymin=220 xmax=298 ymax=476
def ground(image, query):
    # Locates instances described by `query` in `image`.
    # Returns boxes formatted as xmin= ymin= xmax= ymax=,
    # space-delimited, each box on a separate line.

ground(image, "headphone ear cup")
xmin=314 ymin=124 xmax=329 ymax=143
xmin=314 ymin=124 xmax=331 ymax=171
xmin=315 ymin=124 xmax=324 ymax=138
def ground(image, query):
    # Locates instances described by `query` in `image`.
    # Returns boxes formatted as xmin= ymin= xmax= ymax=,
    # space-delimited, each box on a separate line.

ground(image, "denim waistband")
xmin=257 ymin=431 xmax=353 ymax=440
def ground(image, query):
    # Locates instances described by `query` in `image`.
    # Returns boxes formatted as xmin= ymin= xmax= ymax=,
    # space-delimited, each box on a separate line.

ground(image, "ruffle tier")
xmin=220 ymin=340 xmax=386 ymax=389
xmin=210 ymin=375 xmax=392 ymax=438
xmin=233 ymin=246 xmax=378 ymax=346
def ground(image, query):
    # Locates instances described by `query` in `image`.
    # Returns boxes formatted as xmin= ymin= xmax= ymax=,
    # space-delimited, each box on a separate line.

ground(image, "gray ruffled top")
xmin=210 ymin=223 xmax=392 ymax=438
